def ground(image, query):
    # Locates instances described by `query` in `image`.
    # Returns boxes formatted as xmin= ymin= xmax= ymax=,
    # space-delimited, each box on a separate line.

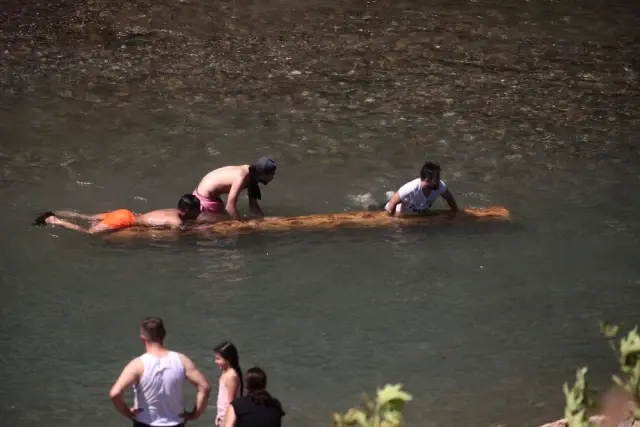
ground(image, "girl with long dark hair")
xmin=222 ymin=367 xmax=285 ymax=427
xmin=213 ymin=341 xmax=243 ymax=426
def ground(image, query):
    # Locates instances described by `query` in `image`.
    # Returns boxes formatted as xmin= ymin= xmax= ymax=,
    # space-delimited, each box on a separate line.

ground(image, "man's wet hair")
xmin=420 ymin=162 xmax=441 ymax=181
xmin=177 ymin=194 xmax=201 ymax=212
xmin=140 ymin=316 xmax=166 ymax=343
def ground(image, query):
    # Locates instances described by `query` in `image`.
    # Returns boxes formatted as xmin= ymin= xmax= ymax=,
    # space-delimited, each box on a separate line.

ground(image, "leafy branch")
xmin=333 ymin=384 xmax=413 ymax=427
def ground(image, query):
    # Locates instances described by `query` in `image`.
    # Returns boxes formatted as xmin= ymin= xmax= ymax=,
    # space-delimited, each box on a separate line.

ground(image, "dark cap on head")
xmin=252 ymin=157 xmax=277 ymax=175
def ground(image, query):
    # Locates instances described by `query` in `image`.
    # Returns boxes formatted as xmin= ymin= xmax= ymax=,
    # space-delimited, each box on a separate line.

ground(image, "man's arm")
xmin=225 ymin=174 xmax=249 ymax=221
xmin=440 ymin=189 xmax=460 ymax=212
xmin=385 ymin=192 xmax=402 ymax=216
xmin=109 ymin=358 xmax=143 ymax=420
xmin=179 ymin=353 xmax=211 ymax=421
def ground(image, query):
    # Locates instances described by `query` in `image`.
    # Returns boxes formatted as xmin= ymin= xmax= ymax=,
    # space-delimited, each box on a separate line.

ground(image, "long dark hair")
xmin=213 ymin=341 xmax=244 ymax=395
xmin=244 ymin=367 xmax=279 ymax=408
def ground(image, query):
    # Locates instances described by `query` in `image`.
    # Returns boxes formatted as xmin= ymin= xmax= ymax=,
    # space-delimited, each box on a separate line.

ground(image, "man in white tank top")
xmin=385 ymin=162 xmax=459 ymax=216
xmin=109 ymin=317 xmax=212 ymax=427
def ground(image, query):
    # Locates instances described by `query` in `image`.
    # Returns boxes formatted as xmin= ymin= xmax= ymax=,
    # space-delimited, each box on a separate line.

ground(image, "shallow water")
xmin=1 ymin=0 xmax=639 ymax=426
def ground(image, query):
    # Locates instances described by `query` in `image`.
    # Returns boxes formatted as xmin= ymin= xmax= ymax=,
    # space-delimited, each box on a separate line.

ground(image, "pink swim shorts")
xmin=192 ymin=190 xmax=226 ymax=214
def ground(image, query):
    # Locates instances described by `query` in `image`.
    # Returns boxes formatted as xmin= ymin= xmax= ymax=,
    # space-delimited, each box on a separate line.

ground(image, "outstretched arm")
xmin=179 ymin=353 xmax=211 ymax=421
xmin=54 ymin=210 xmax=104 ymax=221
xmin=46 ymin=216 xmax=112 ymax=234
xmin=441 ymin=189 xmax=459 ymax=212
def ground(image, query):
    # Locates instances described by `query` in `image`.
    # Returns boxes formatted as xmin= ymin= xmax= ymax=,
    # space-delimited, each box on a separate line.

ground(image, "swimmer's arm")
xmin=179 ymin=353 xmax=211 ymax=421
xmin=385 ymin=192 xmax=402 ymax=216
xmin=441 ymin=189 xmax=460 ymax=212
xmin=53 ymin=210 xmax=104 ymax=221
xmin=47 ymin=217 xmax=112 ymax=234
xmin=109 ymin=358 xmax=143 ymax=420
xmin=226 ymin=174 xmax=248 ymax=221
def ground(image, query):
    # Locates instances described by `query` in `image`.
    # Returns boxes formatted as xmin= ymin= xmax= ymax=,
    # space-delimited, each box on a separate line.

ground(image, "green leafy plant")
xmin=600 ymin=321 xmax=640 ymax=420
xmin=332 ymin=384 xmax=413 ymax=427
xmin=557 ymin=322 xmax=640 ymax=427
xmin=562 ymin=367 xmax=595 ymax=427
xmin=330 ymin=321 xmax=640 ymax=427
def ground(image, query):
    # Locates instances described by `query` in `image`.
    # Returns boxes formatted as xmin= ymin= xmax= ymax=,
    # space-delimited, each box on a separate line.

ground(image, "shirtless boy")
xmin=32 ymin=194 xmax=203 ymax=234
xmin=192 ymin=157 xmax=277 ymax=221
xmin=385 ymin=161 xmax=459 ymax=216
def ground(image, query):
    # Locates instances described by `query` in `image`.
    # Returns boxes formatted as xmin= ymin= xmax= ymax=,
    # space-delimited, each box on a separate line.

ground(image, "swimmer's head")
xmin=420 ymin=161 xmax=441 ymax=190
xmin=249 ymin=156 xmax=277 ymax=185
xmin=140 ymin=316 xmax=166 ymax=344
xmin=177 ymin=194 xmax=201 ymax=219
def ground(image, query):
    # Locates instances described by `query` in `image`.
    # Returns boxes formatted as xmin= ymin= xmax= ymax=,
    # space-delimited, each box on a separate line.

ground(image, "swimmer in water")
xmin=384 ymin=161 xmax=459 ymax=216
xmin=32 ymin=194 xmax=203 ymax=234
xmin=192 ymin=157 xmax=276 ymax=222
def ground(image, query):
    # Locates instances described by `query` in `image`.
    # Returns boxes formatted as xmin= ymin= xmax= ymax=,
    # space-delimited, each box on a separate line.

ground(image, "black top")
xmin=231 ymin=396 xmax=285 ymax=427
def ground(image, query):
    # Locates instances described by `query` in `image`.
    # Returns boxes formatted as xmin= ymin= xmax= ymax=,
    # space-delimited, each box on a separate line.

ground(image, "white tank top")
xmin=395 ymin=178 xmax=447 ymax=213
xmin=133 ymin=351 xmax=185 ymax=426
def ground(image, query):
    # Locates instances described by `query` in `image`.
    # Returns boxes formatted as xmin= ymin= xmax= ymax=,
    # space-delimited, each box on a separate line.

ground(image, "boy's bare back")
xmin=194 ymin=165 xmax=250 ymax=199
xmin=137 ymin=209 xmax=185 ymax=228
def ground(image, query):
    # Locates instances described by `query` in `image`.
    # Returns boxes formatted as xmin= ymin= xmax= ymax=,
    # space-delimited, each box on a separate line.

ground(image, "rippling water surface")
xmin=1 ymin=0 xmax=639 ymax=426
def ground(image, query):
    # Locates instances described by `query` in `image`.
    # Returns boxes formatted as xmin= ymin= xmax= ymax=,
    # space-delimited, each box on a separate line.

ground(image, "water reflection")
xmin=1 ymin=0 xmax=640 ymax=426
xmin=194 ymin=237 xmax=249 ymax=283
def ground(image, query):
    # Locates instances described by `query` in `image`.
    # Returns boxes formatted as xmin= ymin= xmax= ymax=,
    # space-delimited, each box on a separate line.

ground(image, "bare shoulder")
xmin=227 ymin=369 xmax=240 ymax=380
xmin=123 ymin=355 xmax=145 ymax=373
xmin=177 ymin=352 xmax=197 ymax=369
xmin=139 ymin=209 xmax=181 ymax=226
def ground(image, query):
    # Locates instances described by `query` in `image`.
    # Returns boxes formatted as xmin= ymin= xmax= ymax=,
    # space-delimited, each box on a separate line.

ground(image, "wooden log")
xmin=105 ymin=206 xmax=511 ymax=241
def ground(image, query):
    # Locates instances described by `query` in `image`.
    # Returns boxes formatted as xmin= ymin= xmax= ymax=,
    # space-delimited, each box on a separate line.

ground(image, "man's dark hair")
xmin=177 ymin=194 xmax=201 ymax=212
xmin=140 ymin=317 xmax=166 ymax=343
xmin=420 ymin=162 xmax=441 ymax=180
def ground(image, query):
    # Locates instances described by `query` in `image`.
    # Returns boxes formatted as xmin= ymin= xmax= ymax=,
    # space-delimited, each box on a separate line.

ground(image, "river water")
xmin=1 ymin=0 xmax=639 ymax=426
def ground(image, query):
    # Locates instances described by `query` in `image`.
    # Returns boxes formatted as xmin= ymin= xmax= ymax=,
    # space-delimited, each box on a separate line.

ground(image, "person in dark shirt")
xmin=222 ymin=367 xmax=285 ymax=427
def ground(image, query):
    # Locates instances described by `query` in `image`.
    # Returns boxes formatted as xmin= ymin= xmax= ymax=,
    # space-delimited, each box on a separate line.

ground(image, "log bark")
xmin=105 ymin=206 xmax=510 ymax=241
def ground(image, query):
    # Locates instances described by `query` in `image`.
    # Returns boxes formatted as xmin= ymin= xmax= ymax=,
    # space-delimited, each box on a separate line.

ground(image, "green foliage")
xmin=599 ymin=321 xmax=640 ymax=419
xmin=558 ymin=322 xmax=640 ymax=427
xmin=329 ymin=321 xmax=640 ymax=427
xmin=332 ymin=384 xmax=413 ymax=427
xmin=562 ymin=367 xmax=595 ymax=427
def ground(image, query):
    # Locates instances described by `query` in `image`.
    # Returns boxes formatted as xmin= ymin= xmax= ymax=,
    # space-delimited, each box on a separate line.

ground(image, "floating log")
xmin=105 ymin=206 xmax=511 ymax=241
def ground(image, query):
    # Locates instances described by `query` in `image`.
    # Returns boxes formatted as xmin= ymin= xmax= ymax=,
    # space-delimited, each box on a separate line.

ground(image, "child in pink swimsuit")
xmin=213 ymin=341 xmax=243 ymax=426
